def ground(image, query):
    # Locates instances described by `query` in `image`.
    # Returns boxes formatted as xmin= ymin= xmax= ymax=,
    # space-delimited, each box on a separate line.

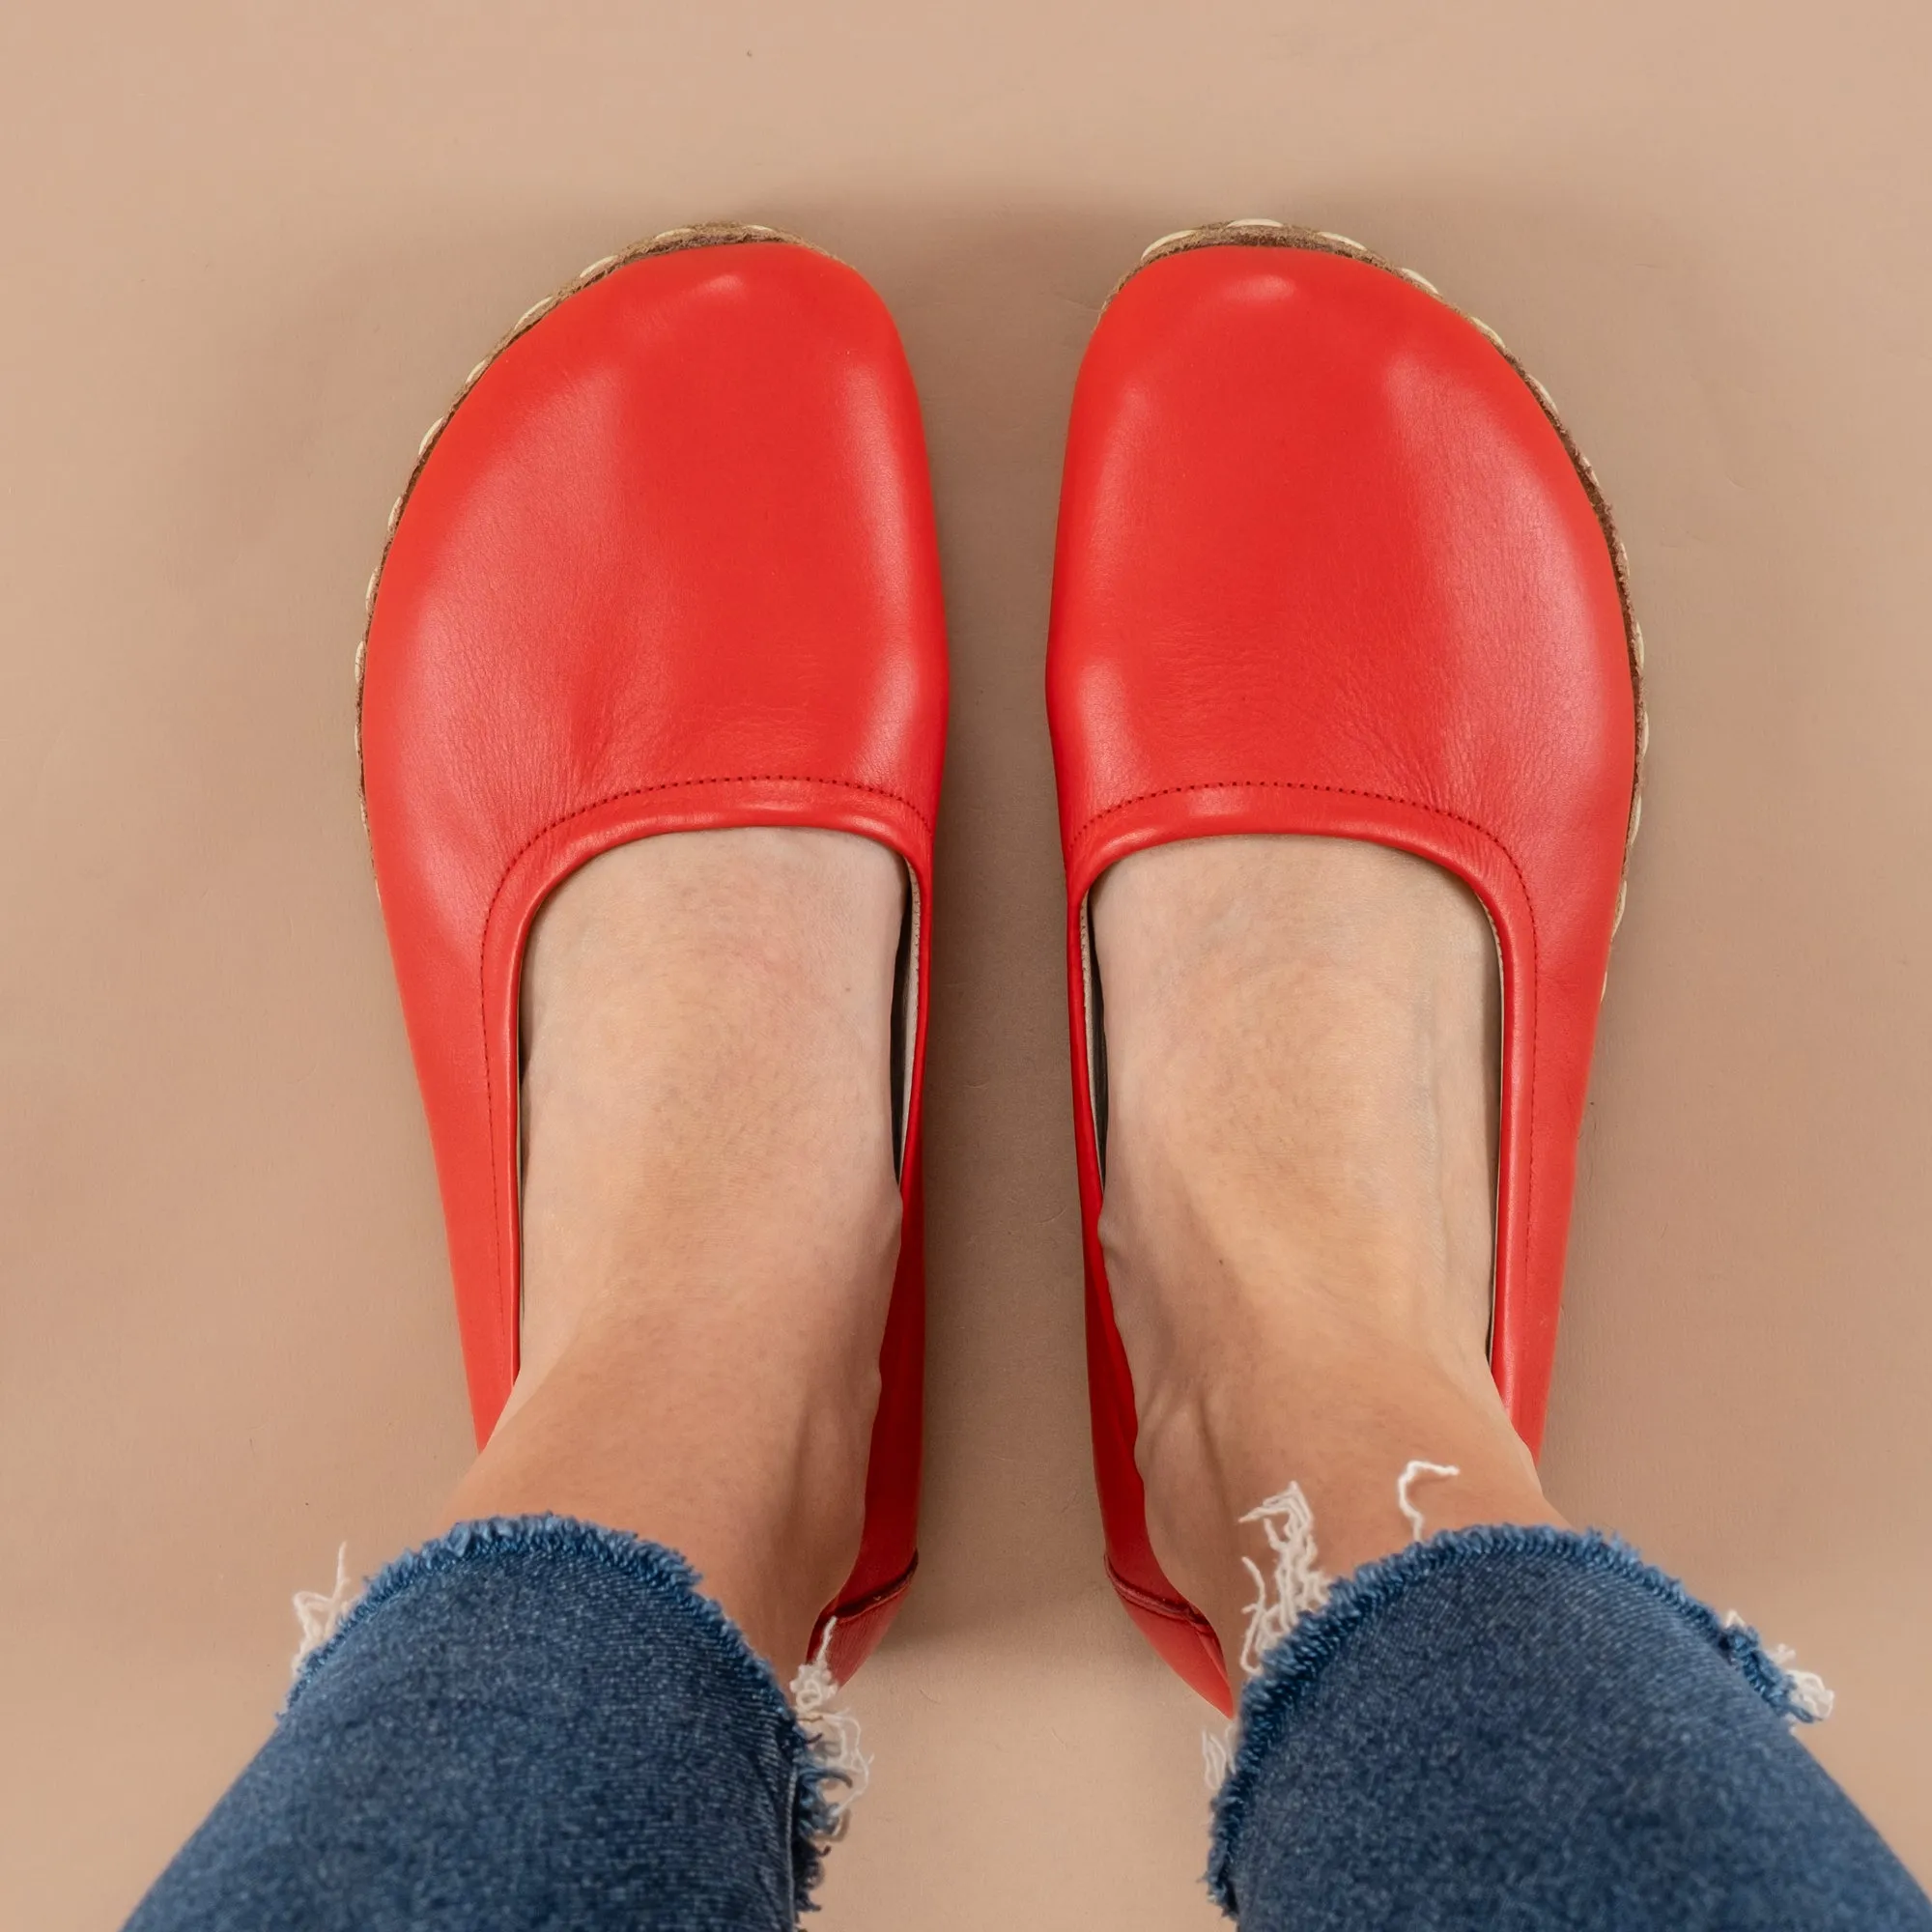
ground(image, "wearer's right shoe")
xmin=1047 ymin=221 xmax=1643 ymax=1709
xmin=359 ymin=225 xmax=949 ymax=1681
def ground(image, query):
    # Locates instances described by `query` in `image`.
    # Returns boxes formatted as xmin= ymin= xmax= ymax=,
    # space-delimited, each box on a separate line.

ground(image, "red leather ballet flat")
xmin=358 ymin=225 xmax=948 ymax=1679
xmin=1046 ymin=222 xmax=1644 ymax=1710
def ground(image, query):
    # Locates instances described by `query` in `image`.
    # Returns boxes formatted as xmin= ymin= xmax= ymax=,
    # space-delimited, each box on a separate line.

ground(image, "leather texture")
xmin=1046 ymin=238 xmax=1637 ymax=1710
xmin=361 ymin=236 xmax=949 ymax=1679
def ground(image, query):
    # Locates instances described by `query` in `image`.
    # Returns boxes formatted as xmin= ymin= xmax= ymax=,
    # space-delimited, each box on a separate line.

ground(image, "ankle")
xmin=450 ymin=1290 xmax=883 ymax=1663
xmin=443 ymin=827 xmax=906 ymax=1677
xmin=1089 ymin=835 xmax=1562 ymax=1673
xmin=1132 ymin=1331 xmax=1560 ymax=1668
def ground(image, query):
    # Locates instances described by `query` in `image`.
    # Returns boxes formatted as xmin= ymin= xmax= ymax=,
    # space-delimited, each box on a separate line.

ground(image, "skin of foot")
xmin=440 ymin=827 xmax=906 ymax=1682
xmin=1091 ymin=835 xmax=1566 ymax=1678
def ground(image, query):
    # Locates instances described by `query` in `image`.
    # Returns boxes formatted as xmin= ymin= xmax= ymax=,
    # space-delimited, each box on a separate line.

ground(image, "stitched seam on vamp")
xmin=1076 ymin=775 xmax=1510 ymax=866
xmin=511 ymin=771 xmax=935 ymax=863
xmin=1074 ymin=776 xmax=1542 ymax=1379
xmin=476 ymin=770 xmax=935 ymax=1345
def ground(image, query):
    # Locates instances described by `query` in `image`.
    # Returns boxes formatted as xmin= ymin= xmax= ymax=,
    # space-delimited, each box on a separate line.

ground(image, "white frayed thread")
xmin=1207 ymin=1463 xmax=1470 ymax=1789
xmin=1237 ymin=1463 xmax=1463 ymax=1679
xmin=1236 ymin=1484 xmax=1335 ymax=1680
xmin=1722 ymin=1610 xmax=1836 ymax=1721
xmin=1771 ymin=1649 xmax=1836 ymax=1721
xmin=1396 ymin=1461 xmax=1461 ymax=1542
xmin=789 ymin=1620 xmax=871 ymax=1837
xmin=290 ymin=1543 xmax=360 ymax=1679
xmin=1214 ymin=1462 xmax=1459 ymax=1784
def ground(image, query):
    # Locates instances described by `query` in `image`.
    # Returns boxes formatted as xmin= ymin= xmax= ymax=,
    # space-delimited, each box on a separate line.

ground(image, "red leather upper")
xmin=1047 ymin=241 xmax=1636 ymax=1709
xmin=361 ymin=238 xmax=948 ymax=1677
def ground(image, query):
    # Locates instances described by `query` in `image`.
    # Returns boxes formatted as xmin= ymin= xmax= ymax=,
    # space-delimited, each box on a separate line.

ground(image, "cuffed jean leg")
xmin=1212 ymin=1526 xmax=1931 ymax=1930
xmin=124 ymin=1516 xmax=839 ymax=1932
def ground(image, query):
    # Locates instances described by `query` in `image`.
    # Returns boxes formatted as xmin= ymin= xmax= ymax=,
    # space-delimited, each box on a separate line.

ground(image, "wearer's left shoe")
xmin=358 ymin=224 xmax=949 ymax=1680
xmin=1047 ymin=220 xmax=1643 ymax=1709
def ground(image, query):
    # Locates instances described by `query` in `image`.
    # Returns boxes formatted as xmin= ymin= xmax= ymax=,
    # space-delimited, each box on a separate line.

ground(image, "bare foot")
xmin=1092 ymin=836 xmax=1564 ymax=1675
xmin=441 ymin=827 xmax=905 ymax=1679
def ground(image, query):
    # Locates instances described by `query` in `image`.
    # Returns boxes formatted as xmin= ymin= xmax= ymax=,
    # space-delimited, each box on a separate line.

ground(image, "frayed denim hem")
xmin=1205 ymin=1524 xmax=1827 ymax=1916
xmin=284 ymin=1513 xmax=845 ymax=1913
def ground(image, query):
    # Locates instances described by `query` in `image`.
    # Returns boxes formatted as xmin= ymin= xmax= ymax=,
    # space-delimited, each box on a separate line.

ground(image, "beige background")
xmin=3 ymin=2 xmax=1929 ymax=1924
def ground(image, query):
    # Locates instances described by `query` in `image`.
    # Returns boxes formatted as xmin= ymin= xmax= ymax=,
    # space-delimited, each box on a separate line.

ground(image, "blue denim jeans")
xmin=127 ymin=1515 xmax=1930 ymax=1930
